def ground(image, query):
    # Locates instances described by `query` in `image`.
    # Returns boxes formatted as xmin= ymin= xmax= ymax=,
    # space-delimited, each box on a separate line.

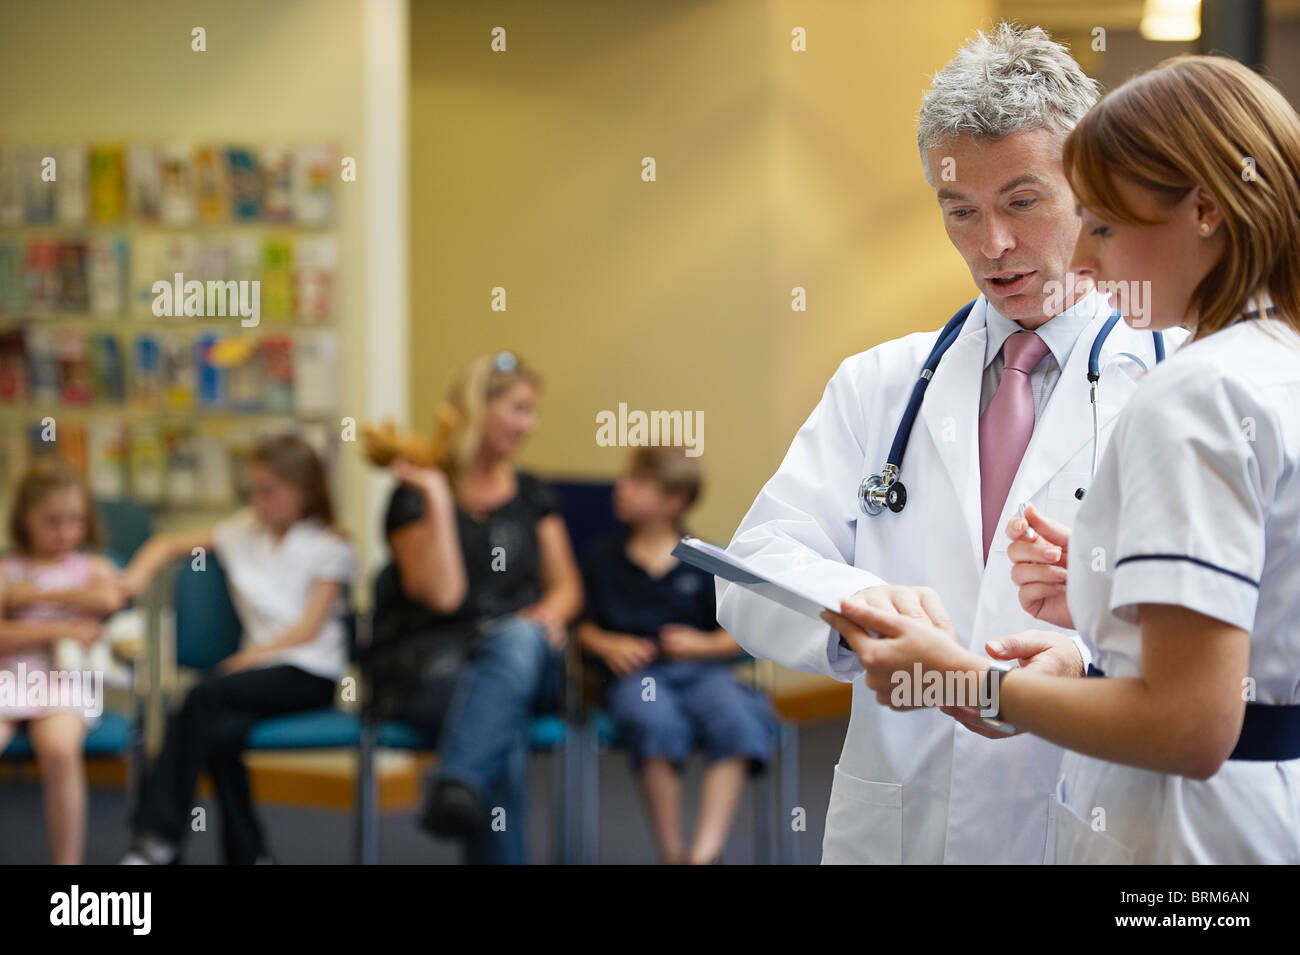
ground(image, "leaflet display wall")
xmin=0 ymin=142 xmax=342 ymax=539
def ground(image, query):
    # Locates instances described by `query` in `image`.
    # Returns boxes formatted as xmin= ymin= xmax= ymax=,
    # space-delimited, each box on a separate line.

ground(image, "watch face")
xmin=979 ymin=717 xmax=1016 ymax=736
xmin=979 ymin=666 xmax=1015 ymax=734
xmin=981 ymin=667 xmax=1002 ymax=720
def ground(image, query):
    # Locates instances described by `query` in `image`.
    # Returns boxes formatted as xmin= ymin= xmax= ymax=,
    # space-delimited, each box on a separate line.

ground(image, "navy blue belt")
xmin=1086 ymin=664 xmax=1300 ymax=761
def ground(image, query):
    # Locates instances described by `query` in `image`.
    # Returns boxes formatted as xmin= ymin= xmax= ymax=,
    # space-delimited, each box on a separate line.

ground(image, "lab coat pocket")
xmin=822 ymin=764 xmax=902 ymax=865
xmin=1048 ymin=775 xmax=1135 ymax=865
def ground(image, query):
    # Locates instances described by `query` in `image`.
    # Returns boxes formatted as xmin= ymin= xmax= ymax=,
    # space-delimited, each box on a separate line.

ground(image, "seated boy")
xmin=577 ymin=446 xmax=776 ymax=864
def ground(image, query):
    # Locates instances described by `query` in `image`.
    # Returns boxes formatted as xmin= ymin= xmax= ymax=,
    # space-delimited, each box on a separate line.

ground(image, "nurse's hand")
xmin=939 ymin=629 xmax=1085 ymax=738
xmin=822 ymin=596 xmax=981 ymax=709
xmin=1006 ymin=503 xmax=1074 ymax=629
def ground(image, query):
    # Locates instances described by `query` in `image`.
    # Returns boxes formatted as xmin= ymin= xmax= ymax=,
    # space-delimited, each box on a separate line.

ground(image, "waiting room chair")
xmin=162 ymin=554 xmax=366 ymax=859
xmin=352 ymin=564 xmax=581 ymax=864
xmin=547 ymin=477 xmax=801 ymax=864
xmin=96 ymin=499 xmax=153 ymax=569
xmin=0 ymin=499 xmax=153 ymax=818
xmin=572 ymin=652 xmax=800 ymax=865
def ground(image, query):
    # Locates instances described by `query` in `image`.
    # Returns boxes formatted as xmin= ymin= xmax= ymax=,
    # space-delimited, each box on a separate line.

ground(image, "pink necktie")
xmin=979 ymin=330 xmax=1050 ymax=562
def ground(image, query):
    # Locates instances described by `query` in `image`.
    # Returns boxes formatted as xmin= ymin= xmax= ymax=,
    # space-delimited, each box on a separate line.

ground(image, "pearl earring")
xmin=1200 ymin=223 xmax=1211 ymax=235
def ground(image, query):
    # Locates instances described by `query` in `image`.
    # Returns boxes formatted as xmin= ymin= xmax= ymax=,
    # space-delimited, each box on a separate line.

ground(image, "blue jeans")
xmin=396 ymin=614 xmax=562 ymax=864
xmin=606 ymin=660 xmax=777 ymax=774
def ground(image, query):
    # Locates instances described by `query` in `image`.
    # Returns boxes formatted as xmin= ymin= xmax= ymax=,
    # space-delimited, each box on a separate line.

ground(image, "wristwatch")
xmin=980 ymin=664 xmax=1015 ymax=733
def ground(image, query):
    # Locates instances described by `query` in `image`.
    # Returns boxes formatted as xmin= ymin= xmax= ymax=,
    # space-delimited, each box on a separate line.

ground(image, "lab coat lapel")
xmin=919 ymin=301 xmax=987 ymax=571
xmin=1003 ymin=310 xmax=1138 ymax=513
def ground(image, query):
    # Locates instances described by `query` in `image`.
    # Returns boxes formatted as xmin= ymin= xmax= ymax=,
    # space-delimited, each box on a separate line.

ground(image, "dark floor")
xmin=0 ymin=716 xmax=848 ymax=865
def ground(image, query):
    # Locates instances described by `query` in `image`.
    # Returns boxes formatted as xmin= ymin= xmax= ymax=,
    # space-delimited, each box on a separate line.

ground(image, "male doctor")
xmin=717 ymin=23 xmax=1181 ymax=864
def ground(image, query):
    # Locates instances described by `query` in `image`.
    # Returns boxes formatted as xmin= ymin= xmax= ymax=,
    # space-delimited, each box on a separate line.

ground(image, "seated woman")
xmin=364 ymin=351 xmax=583 ymax=865
xmin=577 ymin=446 xmax=777 ymax=864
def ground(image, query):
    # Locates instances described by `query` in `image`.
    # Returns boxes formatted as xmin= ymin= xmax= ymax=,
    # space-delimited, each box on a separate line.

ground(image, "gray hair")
xmin=917 ymin=22 xmax=1100 ymax=164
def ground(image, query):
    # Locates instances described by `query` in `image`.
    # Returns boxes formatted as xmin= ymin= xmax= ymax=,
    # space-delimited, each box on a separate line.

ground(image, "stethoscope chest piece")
xmin=859 ymin=467 xmax=907 ymax=515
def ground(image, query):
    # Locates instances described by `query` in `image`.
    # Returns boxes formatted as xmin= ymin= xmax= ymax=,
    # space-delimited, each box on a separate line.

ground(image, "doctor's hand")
xmin=822 ymin=595 xmax=982 ymax=709
xmin=1006 ymin=503 xmax=1074 ymax=629
xmin=834 ymin=585 xmax=957 ymax=669
xmin=839 ymin=586 xmax=952 ymax=642
xmin=939 ymin=629 xmax=1084 ymax=738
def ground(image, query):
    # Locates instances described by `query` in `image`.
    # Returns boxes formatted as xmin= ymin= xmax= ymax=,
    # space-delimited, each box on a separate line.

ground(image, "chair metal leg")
xmin=550 ymin=737 xmax=565 ymax=865
xmin=355 ymin=720 xmax=379 ymax=865
xmin=126 ymin=695 xmax=147 ymax=821
xmin=779 ymin=722 xmax=800 ymax=865
xmin=582 ymin=721 xmax=600 ymax=865
xmin=753 ymin=754 xmax=775 ymax=865
xmin=562 ymin=723 xmax=582 ymax=864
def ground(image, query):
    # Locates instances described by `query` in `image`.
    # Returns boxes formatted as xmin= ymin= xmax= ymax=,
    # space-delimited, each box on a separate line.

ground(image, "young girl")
xmin=578 ymin=447 xmax=776 ymax=864
xmin=118 ymin=434 xmax=355 ymax=865
xmin=0 ymin=457 xmax=127 ymax=865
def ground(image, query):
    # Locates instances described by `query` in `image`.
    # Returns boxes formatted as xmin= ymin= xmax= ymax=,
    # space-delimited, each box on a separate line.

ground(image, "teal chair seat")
xmin=1 ymin=502 xmax=149 ymax=805
xmin=164 ymin=555 xmax=365 ymax=862
xmin=245 ymin=709 xmax=362 ymax=750
xmin=373 ymin=721 xmax=430 ymax=750
xmin=356 ymin=704 xmax=576 ymax=863
xmin=371 ymin=713 xmax=567 ymax=752
xmin=1 ymin=711 xmax=133 ymax=759
xmin=528 ymin=713 xmax=568 ymax=749
xmin=171 ymin=556 xmax=359 ymax=754
xmin=587 ymin=710 xmax=620 ymax=748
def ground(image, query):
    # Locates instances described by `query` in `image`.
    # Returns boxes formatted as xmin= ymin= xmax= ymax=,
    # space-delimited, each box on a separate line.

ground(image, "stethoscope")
xmin=858 ymin=300 xmax=1166 ymax=515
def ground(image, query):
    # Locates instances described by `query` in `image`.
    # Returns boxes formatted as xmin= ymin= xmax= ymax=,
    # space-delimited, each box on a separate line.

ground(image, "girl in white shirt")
xmin=823 ymin=55 xmax=1300 ymax=863
xmin=118 ymin=435 xmax=355 ymax=864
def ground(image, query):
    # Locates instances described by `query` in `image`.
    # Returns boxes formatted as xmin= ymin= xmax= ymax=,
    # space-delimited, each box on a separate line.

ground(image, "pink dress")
xmin=0 ymin=552 xmax=95 ymax=722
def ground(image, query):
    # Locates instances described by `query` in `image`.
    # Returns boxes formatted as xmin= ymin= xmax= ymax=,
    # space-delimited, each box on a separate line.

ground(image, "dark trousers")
xmin=133 ymin=664 xmax=335 ymax=864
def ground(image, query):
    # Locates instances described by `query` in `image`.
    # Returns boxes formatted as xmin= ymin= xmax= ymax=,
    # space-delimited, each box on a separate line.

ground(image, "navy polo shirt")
xmin=580 ymin=528 xmax=719 ymax=641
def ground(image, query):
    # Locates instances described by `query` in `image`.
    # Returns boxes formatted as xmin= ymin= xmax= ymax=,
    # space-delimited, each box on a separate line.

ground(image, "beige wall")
xmin=410 ymin=0 xmax=989 ymax=549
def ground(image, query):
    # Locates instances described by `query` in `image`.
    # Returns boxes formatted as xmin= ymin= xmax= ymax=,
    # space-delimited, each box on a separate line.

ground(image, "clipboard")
xmin=671 ymin=535 xmax=835 ymax=622
xmin=674 ymin=535 xmax=1016 ymax=734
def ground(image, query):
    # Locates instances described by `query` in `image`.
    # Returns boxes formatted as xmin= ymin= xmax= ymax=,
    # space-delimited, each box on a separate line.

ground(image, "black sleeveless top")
xmin=378 ymin=470 xmax=560 ymax=643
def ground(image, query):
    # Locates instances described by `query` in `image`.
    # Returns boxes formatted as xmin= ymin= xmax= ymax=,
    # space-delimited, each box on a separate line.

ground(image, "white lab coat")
xmin=717 ymin=292 xmax=1178 ymax=864
xmin=1055 ymin=305 xmax=1300 ymax=864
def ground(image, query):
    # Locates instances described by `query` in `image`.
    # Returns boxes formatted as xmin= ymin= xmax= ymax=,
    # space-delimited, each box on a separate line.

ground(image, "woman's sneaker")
xmin=119 ymin=834 xmax=180 ymax=865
